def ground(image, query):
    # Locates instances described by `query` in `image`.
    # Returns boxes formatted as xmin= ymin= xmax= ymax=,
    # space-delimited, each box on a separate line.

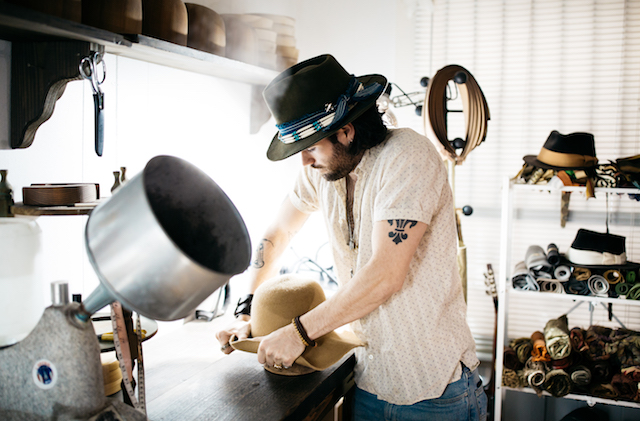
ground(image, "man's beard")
xmin=322 ymin=140 xmax=360 ymax=181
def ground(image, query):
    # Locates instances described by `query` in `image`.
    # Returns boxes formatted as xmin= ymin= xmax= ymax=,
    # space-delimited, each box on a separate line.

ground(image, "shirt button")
xmin=368 ymin=354 xmax=374 ymax=360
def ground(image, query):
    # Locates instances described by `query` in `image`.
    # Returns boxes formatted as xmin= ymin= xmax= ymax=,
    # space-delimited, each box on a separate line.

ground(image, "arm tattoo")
xmin=387 ymin=219 xmax=418 ymax=244
xmin=251 ymin=238 xmax=273 ymax=268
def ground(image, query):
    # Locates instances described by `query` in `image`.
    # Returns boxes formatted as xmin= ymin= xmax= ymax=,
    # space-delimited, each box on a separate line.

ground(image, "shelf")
xmin=0 ymin=3 xmax=279 ymax=85
xmin=503 ymin=386 xmax=640 ymax=409
xmin=494 ymin=176 xmax=640 ymax=420
xmin=10 ymin=201 xmax=102 ymax=216
xmin=510 ymin=183 xmax=640 ymax=195
xmin=509 ymin=288 xmax=640 ymax=307
xmin=0 ymin=2 xmax=280 ymax=149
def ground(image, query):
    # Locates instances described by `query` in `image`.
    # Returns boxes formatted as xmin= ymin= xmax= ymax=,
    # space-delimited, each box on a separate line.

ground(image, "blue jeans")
xmin=350 ymin=364 xmax=488 ymax=421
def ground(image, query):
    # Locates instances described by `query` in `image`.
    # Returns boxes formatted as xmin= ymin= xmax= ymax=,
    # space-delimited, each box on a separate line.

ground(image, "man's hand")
xmin=216 ymin=315 xmax=250 ymax=355
xmin=256 ymin=323 xmax=305 ymax=369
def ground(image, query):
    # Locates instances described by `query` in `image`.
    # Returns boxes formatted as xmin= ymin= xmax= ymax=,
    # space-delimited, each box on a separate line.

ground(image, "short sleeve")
xmin=371 ymin=132 xmax=448 ymax=224
xmin=289 ymin=166 xmax=320 ymax=214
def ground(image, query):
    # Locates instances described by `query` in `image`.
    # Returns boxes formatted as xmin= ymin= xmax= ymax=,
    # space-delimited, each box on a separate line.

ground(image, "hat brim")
xmin=559 ymin=255 xmax=640 ymax=271
xmin=523 ymin=155 xmax=598 ymax=171
xmin=230 ymin=330 xmax=364 ymax=371
xmin=266 ymin=74 xmax=387 ymax=162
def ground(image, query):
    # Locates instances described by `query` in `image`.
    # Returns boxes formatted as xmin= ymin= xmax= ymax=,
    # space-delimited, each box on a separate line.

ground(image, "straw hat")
xmin=230 ymin=274 xmax=364 ymax=375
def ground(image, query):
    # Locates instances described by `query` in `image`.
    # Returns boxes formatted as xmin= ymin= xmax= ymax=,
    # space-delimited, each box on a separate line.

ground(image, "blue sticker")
xmin=32 ymin=359 xmax=57 ymax=390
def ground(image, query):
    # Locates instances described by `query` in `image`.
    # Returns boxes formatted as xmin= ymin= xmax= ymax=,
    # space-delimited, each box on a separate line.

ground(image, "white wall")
xmin=0 ymin=0 xmax=417 ymax=313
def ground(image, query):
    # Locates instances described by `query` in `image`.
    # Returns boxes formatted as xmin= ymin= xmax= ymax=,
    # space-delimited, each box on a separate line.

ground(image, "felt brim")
xmin=266 ymin=74 xmax=387 ymax=162
xmin=523 ymin=155 xmax=598 ymax=171
xmin=230 ymin=330 xmax=363 ymax=371
xmin=558 ymin=255 xmax=640 ymax=272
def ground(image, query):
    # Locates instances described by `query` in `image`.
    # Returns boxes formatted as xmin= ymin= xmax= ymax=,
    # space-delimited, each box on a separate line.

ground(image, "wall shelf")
xmin=0 ymin=2 xmax=279 ymax=149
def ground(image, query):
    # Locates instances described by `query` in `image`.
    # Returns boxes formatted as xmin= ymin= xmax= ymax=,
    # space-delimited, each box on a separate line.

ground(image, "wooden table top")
xmin=142 ymin=318 xmax=355 ymax=421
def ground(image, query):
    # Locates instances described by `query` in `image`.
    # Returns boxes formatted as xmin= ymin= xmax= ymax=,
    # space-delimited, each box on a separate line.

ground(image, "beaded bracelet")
xmin=292 ymin=315 xmax=317 ymax=348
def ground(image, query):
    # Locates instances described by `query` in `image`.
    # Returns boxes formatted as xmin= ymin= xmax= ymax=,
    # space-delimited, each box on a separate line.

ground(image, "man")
xmin=216 ymin=54 xmax=486 ymax=420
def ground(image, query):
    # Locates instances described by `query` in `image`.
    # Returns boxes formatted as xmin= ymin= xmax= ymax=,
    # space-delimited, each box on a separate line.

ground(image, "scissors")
xmin=79 ymin=52 xmax=106 ymax=156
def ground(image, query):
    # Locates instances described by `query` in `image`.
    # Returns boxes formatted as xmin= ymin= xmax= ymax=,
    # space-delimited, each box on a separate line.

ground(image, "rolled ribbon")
xmin=547 ymin=243 xmax=561 ymax=266
xmin=539 ymin=279 xmax=564 ymax=293
xmin=531 ymin=331 xmax=551 ymax=362
xmin=544 ymin=315 xmax=572 ymax=360
xmin=627 ymin=283 xmax=640 ymax=300
xmin=615 ymin=282 xmax=630 ymax=296
xmin=544 ymin=369 xmax=572 ymax=398
xmin=588 ymin=274 xmax=610 ymax=296
xmin=569 ymin=365 xmax=592 ymax=387
xmin=603 ymin=269 xmax=623 ymax=285
xmin=525 ymin=245 xmax=549 ymax=270
xmin=509 ymin=337 xmax=533 ymax=364
xmin=524 ymin=358 xmax=547 ymax=388
xmin=554 ymin=265 xmax=571 ymax=281
xmin=573 ymin=267 xmax=591 ymax=281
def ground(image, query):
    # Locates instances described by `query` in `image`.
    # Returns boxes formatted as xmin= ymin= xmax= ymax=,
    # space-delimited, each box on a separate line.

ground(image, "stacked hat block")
xmin=220 ymin=13 xmax=297 ymax=70
xmin=15 ymin=0 xmax=296 ymax=70
xmin=502 ymin=314 xmax=640 ymax=404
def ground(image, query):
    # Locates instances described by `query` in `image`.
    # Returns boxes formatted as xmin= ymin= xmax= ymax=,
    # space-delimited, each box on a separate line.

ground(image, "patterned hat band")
xmin=276 ymin=77 xmax=383 ymax=144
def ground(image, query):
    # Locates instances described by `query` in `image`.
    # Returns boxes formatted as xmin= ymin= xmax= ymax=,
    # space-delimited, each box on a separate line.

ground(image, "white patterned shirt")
xmin=289 ymin=128 xmax=479 ymax=405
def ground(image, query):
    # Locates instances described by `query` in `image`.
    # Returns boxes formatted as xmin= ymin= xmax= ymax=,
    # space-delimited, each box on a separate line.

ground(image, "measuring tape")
xmin=110 ymin=301 xmax=146 ymax=415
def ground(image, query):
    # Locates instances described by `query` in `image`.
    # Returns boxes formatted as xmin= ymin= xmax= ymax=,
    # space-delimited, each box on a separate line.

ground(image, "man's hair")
xmin=329 ymin=105 xmax=388 ymax=155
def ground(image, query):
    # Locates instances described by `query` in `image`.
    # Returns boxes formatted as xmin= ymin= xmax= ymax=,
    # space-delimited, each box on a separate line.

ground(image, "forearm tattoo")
xmin=251 ymin=238 xmax=273 ymax=268
xmin=387 ymin=219 xmax=418 ymax=244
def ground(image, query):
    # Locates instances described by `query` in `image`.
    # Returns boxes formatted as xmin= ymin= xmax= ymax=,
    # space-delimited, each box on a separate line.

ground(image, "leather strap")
xmin=423 ymin=64 xmax=490 ymax=164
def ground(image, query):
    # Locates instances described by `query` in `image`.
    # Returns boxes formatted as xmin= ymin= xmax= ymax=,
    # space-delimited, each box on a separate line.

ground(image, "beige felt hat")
xmin=230 ymin=274 xmax=364 ymax=374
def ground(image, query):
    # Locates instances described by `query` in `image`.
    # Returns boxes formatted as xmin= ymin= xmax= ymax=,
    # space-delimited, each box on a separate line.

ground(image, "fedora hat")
xmin=230 ymin=274 xmax=364 ymax=375
xmin=263 ymin=54 xmax=387 ymax=161
xmin=523 ymin=131 xmax=598 ymax=170
xmin=564 ymin=229 xmax=640 ymax=270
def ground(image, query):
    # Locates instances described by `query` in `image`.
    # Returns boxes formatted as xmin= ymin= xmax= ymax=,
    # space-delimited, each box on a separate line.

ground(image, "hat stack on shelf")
xmin=221 ymin=13 xmax=297 ymax=70
xmin=255 ymin=13 xmax=298 ymax=71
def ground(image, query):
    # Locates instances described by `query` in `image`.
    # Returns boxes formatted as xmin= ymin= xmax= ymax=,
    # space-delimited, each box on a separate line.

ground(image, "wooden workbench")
xmin=141 ymin=318 xmax=356 ymax=421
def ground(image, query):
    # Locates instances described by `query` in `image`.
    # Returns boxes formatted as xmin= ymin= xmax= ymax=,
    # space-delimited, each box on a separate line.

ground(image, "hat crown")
xmin=251 ymin=275 xmax=326 ymax=337
xmin=263 ymin=54 xmax=352 ymax=125
xmin=544 ymin=131 xmax=596 ymax=157
xmin=571 ymin=229 xmax=625 ymax=255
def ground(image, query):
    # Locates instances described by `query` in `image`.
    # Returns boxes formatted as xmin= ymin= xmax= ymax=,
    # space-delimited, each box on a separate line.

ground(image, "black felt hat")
xmin=564 ymin=229 xmax=640 ymax=270
xmin=523 ymin=131 xmax=598 ymax=170
xmin=263 ymin=54 xmax=387 ymax=161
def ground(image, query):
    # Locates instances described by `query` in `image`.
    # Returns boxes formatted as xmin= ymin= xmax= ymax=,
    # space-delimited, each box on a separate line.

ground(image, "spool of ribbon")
xmin=547 ymin=243 xmax=561 ymax=266
xmin=626 ymin=270 xmax=636 ymax=283
xmin=573 ymin=267 xmax=591 ymax=281
xmin=524 ymin=358 xmax=547 ymax=389
xmin=531 ymin=331 xmax=551 ymax=362
xmin=544 ymin=369 xmax=572 ymax=398
xmin=423 ymin=64 xmax=490 ymax=164
xmin=539 ymin=279 xmax=564 ymax=293
xmin=511 ymin=261 xmax=540 ymax=291
xmin=588 ymin=274 xmax=610 ymax=296
xmin=603 ymin=269 xmax=623 ymax=285
xmin=627 ymin=283 xmax=640 ymax=300
xmin=554 ymin=265 xmax=571 ymax=281
xmin=615 ymin=282 xmax=630 ymax=296
xmin=544 ymin=315 xmax=572 ymax=360
xmin=569 ymin=365 xmax=592 ymax=387
xmin=565 ymin=278 xmax=590 ymax=295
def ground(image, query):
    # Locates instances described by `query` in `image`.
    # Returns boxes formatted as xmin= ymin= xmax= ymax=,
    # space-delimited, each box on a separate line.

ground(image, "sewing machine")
xmin=0 ymin=156 xmax=251 ymax=420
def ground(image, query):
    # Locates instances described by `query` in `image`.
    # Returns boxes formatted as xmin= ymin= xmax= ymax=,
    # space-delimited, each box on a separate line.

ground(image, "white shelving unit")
xmin=494 ymin=177 xmax=640 ymax=420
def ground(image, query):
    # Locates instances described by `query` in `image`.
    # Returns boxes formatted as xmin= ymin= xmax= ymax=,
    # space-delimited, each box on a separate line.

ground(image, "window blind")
xmin=412 ymin=0 xmax=640 ymax=358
